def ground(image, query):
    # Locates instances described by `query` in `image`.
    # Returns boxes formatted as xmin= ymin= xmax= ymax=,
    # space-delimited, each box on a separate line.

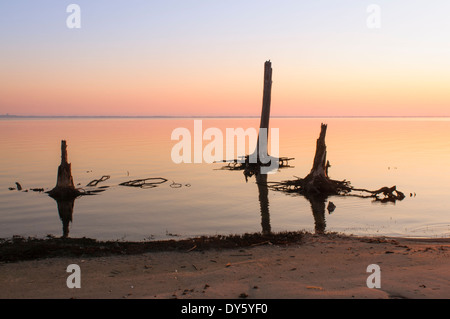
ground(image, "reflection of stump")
xmin=256 ymin=173 xmax=271 ymax=235
xmin=306 ymin=194 xmax=326 ymax=234
xmin=55 ymin=198 xmax=75 ymax=238
xmin=47 ymin=140 xmax=81 ymax=199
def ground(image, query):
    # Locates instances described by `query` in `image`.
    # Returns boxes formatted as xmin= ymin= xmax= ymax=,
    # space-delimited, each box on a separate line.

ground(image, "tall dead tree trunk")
xmin=47 ymin=140 xmax=81 ymax=199
xmin=221 ymin=60 xmax=293 ymax=178
xmin=257 ymin=60 xmax=272 ymax=158
xmin=251 ymin=60 xmax=273 ymax=161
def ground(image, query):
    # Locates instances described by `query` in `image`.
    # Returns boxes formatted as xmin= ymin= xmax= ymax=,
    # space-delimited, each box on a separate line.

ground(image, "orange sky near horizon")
xmin=1 ymin=1 xmax=450 ymax=117
xmin=2 ymin=56 xmax=449 ymax=117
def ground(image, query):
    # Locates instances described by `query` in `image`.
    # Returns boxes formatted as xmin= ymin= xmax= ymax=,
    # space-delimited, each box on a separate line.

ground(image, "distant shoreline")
xmin=1 ymin=115 xmax=449 ymax=119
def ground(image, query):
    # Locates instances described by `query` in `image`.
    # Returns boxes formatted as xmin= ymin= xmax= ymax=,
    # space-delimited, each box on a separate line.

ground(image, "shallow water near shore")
xmin=0 ymin=117 xmax=449 ymax=241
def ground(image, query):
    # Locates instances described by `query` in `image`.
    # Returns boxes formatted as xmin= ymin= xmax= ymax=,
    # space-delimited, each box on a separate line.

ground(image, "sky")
xmin=1 ymin=0 xmax=450 ymax=117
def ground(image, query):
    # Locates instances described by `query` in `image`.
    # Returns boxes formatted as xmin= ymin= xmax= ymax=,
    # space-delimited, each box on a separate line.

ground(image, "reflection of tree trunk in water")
xmin=256 ymin=173 xmax=271 ymax=235
xmin=305 ymin=194 xmax=326 ymax=234
xmin=55 ymin=198 xmax=75 ymax=238
xmin=248 ymin=66 xmax=272 ymax=214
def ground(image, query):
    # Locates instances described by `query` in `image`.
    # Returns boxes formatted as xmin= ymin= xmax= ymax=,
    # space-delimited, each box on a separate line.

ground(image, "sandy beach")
xmin=0 ymin=233 xmax=448 ymax=299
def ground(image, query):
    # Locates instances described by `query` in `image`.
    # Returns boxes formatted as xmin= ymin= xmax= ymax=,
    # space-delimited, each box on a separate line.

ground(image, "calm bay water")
xmin=0 ymin=117 xmax=449 ymax=240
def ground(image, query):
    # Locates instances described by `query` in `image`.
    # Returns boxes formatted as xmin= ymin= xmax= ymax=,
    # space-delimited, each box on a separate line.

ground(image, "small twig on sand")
xmin=187 ymin=245 xmax=197 ymax=252
xmin=250 ymin=241 xmax=272 ymax=247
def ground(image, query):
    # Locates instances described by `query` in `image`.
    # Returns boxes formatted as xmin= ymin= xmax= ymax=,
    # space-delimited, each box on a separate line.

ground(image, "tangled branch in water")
xmin=267 ymin=178 xmax=405 ymax=203
xmin=119 ymin=177 xmax=168 ymax=189
xmin=217 ymin=156 xmax=294 ymax=181
xmin=86 ymin=175 xmax=110 ymax=187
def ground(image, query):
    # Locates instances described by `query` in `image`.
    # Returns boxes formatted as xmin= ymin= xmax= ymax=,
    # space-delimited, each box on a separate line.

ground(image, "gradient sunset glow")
xmin=1 ymin=1 xmax=450 ymax=117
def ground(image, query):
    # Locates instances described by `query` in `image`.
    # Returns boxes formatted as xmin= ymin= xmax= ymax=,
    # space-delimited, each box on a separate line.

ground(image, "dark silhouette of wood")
xmin=327 ymin=201 xmax=336 ymax=213
xmin=119 ymin=177 xmax=168 ymax=188
xmin=269 ymin=123 xmax=405 ymax=202
xmin=254 ymin=60 xmax=273 ymax=159
xmin=306 ymin=194 xmax=327 ymax=234
xmin=47 ymin=140 xmax=81 ymax=199
xmin=219 ymin=60 xmax=293 ymax=177
xmin=86 ymin=175 xmax=110 ymax=187
xmin=301 ymin=123 xmax=340 ymax=194
xmin=55 ymin=198 xmax=75 ymax=238
xmin=256 ymin=173 xmax=271 ymax=235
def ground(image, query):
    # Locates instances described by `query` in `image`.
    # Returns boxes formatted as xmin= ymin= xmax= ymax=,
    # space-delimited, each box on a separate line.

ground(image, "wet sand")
xmin=0 ymin=233 xmax=449 ymax=299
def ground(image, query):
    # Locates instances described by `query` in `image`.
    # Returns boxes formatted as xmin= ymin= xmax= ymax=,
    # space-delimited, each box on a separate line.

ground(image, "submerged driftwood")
xmin=220 ymin=156 xmax=294 ymax=180
xmin=46 ymin=140 xmax=170 ymax=196
xmin=119 ymin=177 xmax=168 ymax=189
xmin=43 ymin=140 xmax=173 ymax=238
xmin=269 ymin=123 xmax=405 ymax=203
xmin=86 ymin=175 xmax=110 ymax=187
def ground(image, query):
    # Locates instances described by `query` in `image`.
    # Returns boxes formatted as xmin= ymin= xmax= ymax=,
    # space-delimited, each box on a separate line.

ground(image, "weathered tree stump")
xmin=265 ymin=123 xmax=406 ymax=234
xmin=47 ymin=140 xmax=81 ymax=199
xmin=302 ymin=123 xmax=340 ymax=194
xmin=268 ymin=123 xmax=405 ymax=202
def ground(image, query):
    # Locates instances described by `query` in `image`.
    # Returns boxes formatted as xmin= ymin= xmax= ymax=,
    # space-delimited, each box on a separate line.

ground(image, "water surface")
xmin=1 ymin=117 xmax=449 ymax=240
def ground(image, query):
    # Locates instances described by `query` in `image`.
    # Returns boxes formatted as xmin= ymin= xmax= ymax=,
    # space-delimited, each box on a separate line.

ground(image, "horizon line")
xmin=1 ymin=114 xmax=450 ymax=119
